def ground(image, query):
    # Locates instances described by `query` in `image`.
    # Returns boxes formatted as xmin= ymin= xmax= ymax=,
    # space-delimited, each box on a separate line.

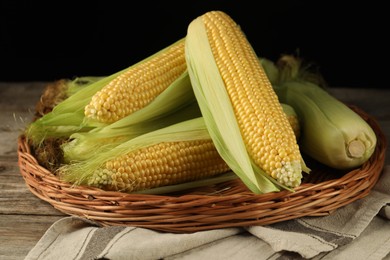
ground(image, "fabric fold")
xmin=25 ymin=166 xmax=390 ymax=260
xmin=248 ymin=165 xmax=390 ymax=258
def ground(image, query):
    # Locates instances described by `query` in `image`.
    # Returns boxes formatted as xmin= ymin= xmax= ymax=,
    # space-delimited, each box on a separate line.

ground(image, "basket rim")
xmin=17 ymin=105 xmax=387 ymax=233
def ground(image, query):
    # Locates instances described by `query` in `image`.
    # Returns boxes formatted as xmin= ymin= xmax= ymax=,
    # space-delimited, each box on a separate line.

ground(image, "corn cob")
xmin=84 ymin=38 xmax=187 ymax=124
xmin=87 ymin=139 xmax=230 ymax=192
xmin=185 ymin=11 xmax=309 ymax=192
xmin=273 ymin=55 xmax=377 ymax=169
xmin=59 ymin=117 xmax=233 ymax=194
xmin=26 ymin=39 xmax=187 ymax=145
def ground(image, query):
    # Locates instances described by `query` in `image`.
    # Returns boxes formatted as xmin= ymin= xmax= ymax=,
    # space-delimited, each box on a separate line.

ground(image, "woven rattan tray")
xmin=17 ymin=105 xmax=387 ymax=233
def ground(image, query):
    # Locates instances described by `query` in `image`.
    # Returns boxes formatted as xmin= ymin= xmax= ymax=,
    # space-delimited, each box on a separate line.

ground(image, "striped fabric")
xmin=25 ymin=166 xmax=390 ymax=260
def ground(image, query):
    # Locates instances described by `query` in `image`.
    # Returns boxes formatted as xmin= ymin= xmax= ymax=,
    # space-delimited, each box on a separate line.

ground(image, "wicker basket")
xmin=17 ymin=105 xmax=387 ymax=233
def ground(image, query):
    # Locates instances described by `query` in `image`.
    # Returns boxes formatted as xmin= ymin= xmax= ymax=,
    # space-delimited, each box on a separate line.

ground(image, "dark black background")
xmin=0 ymin=0 xmax=387 ymax=88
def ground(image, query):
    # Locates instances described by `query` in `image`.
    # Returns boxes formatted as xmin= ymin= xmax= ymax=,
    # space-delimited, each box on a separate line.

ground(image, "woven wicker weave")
xmin=17 ymin=106 xmax=387 ymax=233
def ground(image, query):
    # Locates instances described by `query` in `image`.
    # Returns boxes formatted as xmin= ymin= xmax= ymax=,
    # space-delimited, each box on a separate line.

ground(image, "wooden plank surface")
xmin=0 ymin=82 xmax=389 ymax=259
xmin=0 ymin=82 xmax=67 ymax=259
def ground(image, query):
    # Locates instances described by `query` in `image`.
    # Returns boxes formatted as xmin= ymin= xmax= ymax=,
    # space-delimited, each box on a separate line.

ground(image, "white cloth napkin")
xmin=25 ymin=166 xmax=390 ymax=260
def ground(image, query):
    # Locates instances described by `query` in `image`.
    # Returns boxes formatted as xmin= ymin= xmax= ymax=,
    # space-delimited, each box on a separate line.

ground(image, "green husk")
xmin=66 ymin=76 xmax=106 ymax=96
xmin=259 ymin=57 xmax=279 ymax=85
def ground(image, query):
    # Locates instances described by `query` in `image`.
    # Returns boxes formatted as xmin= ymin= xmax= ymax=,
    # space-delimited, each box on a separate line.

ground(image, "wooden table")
xmin=0 ymin=82 xmax=389 ymax=260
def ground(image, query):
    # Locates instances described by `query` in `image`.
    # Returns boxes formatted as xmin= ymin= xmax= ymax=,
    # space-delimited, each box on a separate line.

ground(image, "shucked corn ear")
xmin=59 ymin=117 xmax=233 ymax=193
xmin=86 ymin=139 xmax=229 ymax=192
xmin=273 ymin=55 xmax=377 ymax=169
xmin=185 ymin=11 xmax=309 ymax=193
xmin=84 ymin=38 xmax=187 ymax=124
xmin=26 ymin=39 xmax=187 ymax=145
